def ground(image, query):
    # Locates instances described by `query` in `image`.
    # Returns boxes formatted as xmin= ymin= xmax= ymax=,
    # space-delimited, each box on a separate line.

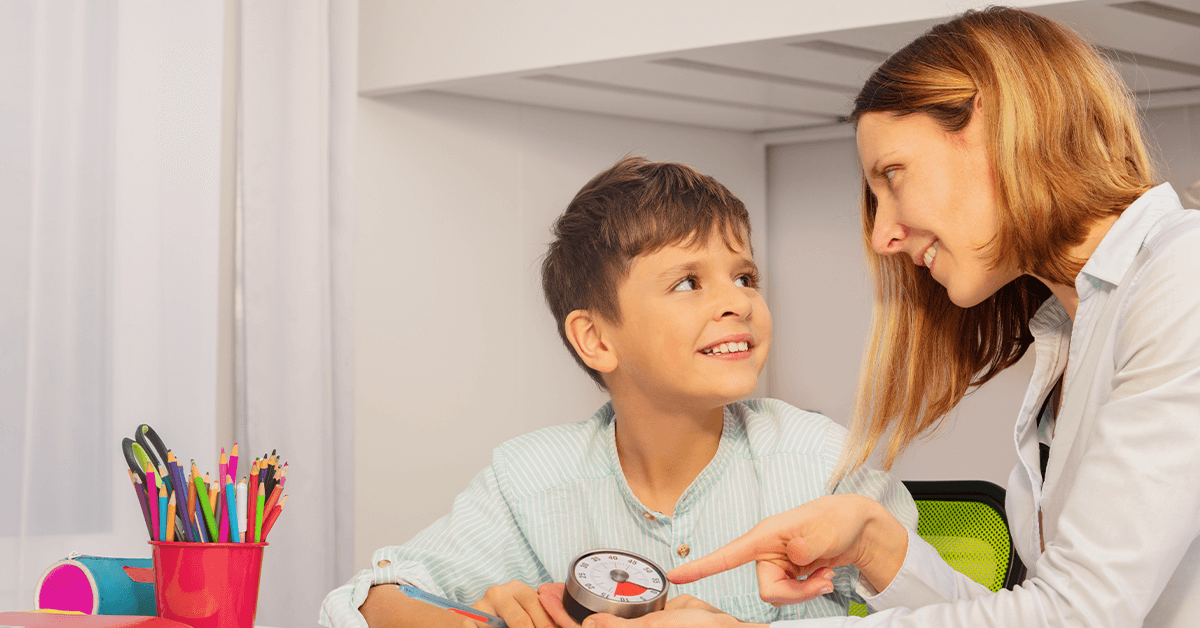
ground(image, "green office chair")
xmin=847 ymin=480 xmax=1026 ymax=617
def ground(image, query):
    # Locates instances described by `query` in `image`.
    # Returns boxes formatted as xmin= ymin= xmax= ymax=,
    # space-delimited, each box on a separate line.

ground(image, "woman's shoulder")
xmin=730 ymin=398 xmax=848 ymax=457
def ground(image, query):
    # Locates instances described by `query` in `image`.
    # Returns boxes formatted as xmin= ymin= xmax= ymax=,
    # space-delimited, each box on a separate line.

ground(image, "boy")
xmin=319 ymin=157 xmax=916 ymax=628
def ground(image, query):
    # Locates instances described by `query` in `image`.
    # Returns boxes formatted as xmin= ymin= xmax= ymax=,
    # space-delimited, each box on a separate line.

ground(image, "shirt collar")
xmin=1078 ymin=183 xmax=1180 ymax=288
xmin=598 ymin=402 xmax=737 ymax=517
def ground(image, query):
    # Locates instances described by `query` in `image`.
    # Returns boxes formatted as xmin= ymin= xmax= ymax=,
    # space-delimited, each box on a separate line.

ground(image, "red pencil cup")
xmin=150 ymin=541 xmax=268 ymax=628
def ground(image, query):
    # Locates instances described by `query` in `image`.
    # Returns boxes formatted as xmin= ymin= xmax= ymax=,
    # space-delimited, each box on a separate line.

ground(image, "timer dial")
xmin=563 ymin=549 xmax=669 ymax=622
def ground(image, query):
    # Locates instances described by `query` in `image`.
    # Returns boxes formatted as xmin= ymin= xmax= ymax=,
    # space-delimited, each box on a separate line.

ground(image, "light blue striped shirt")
xmin=319 ymin=398 xmax=918 ymax=626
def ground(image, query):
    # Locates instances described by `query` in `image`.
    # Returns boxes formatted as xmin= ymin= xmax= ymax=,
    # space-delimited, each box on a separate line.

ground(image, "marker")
xmin=398 ymin=586 xmax=507 ymax=628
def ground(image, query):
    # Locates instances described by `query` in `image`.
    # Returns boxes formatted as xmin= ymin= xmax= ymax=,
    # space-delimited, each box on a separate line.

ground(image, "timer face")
xmin=572 ymin=552 xmax=665 ymax=603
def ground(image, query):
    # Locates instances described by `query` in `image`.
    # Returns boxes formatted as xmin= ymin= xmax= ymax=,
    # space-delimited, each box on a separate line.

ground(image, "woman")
xmin=538 ymin=6 xmax=1200 ymax=628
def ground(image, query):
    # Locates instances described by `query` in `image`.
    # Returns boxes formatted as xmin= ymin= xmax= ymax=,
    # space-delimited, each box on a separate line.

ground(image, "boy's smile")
xmin=598 ymin=228 xmax=771 ymax=412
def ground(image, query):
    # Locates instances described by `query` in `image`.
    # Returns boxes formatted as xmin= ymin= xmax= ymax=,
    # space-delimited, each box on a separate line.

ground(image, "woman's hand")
xmin=668 ymin=494 xmax=908 ymax=605
xmin=536 ymin=583 xmax=759 ymax=628
xmin=473 ymin=580 xmax=558 ymax=628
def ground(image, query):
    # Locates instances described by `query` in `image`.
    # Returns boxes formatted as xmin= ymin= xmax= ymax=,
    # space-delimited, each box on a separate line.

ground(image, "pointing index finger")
xmin=667 ymin=534 xmax=762 ymax=584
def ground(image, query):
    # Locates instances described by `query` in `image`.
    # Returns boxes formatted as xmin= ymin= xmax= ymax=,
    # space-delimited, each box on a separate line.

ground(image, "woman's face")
xmin=856 ymin=109 xmax=1021 ymax=307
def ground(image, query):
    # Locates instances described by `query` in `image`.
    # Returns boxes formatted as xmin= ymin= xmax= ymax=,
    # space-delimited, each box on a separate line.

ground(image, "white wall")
xmin=1147 ymin=104 xmax=1200 ymax=203
xmin=354 ymin=92 xmax=767 ymax=570
xmin=765 ymin=139 xmax=1030 ymax=486
xmin=764 ymin=103 xmax=1200 ymax=486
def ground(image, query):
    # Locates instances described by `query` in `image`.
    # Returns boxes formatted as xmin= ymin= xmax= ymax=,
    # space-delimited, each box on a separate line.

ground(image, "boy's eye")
xmin=735 ymin=274 xmax=758 ymax=288
xmin=673 ymin=277 xmax=698 ymax=292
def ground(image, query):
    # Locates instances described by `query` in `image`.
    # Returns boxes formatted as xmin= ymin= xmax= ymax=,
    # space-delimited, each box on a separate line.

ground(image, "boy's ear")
xmin=564 ymin=310 xmax=617 ymax=374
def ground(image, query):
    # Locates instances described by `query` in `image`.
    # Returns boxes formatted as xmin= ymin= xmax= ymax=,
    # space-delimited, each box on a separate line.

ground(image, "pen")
xmin=398 ymin=585 xmax=507 ymax=628
xmin=237 ymin=479 xmax=248 ymax=543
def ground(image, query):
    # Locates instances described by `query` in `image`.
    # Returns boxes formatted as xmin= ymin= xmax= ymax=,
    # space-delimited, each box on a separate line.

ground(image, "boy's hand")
xmin=473 ymin=580 xmax=558 ymax=628
xmin=536 ymin=583 xmax=758 ymax=628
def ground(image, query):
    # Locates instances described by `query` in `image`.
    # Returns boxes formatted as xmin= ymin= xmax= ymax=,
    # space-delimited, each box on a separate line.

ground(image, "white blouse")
xmin=778 ymin=184 xmax=1200 ymax=627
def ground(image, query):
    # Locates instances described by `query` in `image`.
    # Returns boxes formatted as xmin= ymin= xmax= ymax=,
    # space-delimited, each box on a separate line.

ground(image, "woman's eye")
xmin=885 ymin=169 xmax=897 ymax=184
xmin=673 ymin=277 xmax=698 ymax=291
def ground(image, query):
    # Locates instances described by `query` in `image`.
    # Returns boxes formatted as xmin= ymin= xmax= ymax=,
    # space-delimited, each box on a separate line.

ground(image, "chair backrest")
xmin=846 ymin=479 xmax=1025 ymax=617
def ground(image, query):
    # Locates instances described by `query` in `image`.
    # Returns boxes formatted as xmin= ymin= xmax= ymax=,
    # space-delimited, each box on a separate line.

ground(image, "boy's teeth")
xmin=703 ymin=341 xmax=751 ymax=355
xmin=924 ymin=240 xmax=939 ymax=267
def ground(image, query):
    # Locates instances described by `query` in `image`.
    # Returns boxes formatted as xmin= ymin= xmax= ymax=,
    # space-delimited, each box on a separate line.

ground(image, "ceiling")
xmin=387 ymin=0 xmax=1200 ymax=140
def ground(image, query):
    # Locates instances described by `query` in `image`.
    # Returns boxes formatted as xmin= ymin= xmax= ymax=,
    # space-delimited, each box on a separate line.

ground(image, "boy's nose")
xmin=714 ymin=284 xmax=753 ymax=320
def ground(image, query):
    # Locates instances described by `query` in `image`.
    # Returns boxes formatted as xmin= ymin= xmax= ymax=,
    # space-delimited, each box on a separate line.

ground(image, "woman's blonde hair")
xmin=837 ymin=6 xmax=1157 ymax=479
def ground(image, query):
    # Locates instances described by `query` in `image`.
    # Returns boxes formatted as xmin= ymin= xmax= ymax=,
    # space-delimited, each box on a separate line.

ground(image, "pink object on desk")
xmin=36 ymin=567 xmax=94 ymax=614
xmin=0 ymin=612 xmax=190 ymax=628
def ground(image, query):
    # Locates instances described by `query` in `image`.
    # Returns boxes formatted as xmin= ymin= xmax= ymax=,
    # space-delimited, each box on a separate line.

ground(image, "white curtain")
xmin=234 ymin=1 xmax=357 ymax=626
xmin=1 ymin=0 xmax=222 ymax=612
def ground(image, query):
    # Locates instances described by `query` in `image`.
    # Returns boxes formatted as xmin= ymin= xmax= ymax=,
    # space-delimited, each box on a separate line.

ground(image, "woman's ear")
xmin=564 ymin=310 xmax=617 ymax=374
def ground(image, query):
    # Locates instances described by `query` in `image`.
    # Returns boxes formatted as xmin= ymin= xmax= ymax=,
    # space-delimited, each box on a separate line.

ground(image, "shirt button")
xmin=643 ymin=512 xmax=656 ymax=521
xmin=377 ymin=559 xmax=391 ymax=568
xmin=676 ymin=544 xmax=690 ymax=558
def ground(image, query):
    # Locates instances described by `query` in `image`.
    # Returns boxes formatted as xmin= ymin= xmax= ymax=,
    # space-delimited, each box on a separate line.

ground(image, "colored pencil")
xmin=247 ymin=460 xmax=259 ymax=543
xmin=205 ymin=473 xmax=216 ymax=513
xmin=158 ymin=463 xmax=173 ymax=500
xmin=260 ymin=495 xmax=286 ymax=540
xmin=187 ymin=472 xmax=198 ymax=540
xmin=264 ymin=453 xmax=277 ymax=496
xmin=193 ymin=500 xmax=208 ymax=542
xmin=158 ymin=483 xmax=168 ymax=542
xmin=219 ymin=449 xmax=227 ymax=490
xmin=167 ymin=454 xmax=195 ymax=542
xmin=129 ymin=470 xmax=153 ymax=539
xmin=279 ymin=463 xmax=287 ymax=489
xmin=146 ymin=465 xmax=159 ymax=541
xmin=166 ymin=492 xmax=177 ymax=542
xmin=217 ymin=485 xmax=230 ymax=543
xmin=228 ymin=443 xmax=239 ymax=482
xmin=193 ymin=463 xmax=217 ymax=540
xmin=255 ymin=482 xmax=266 ymax=542
xmin=225 ymin=475 xmax=240 ymax=543
xmin=210 ymin=479 xmax=221 ymax=532
xmin=237 ymin=479 xmax=248 ymax=543
xmin=263 ymin=483 xmax=283 ymax=519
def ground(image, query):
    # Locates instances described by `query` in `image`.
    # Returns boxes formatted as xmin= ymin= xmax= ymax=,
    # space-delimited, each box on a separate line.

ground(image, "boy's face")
xmin=601 ymin=227 xmax=771 ymax=411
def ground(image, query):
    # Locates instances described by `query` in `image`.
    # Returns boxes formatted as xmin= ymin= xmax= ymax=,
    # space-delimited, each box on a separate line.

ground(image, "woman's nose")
xmin=870 ymin=204 xmax=908 ymax=256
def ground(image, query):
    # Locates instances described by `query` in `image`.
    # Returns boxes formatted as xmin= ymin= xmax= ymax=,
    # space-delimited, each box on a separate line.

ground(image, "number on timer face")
xmin=573 ymin=553 xmax=664 ymax=603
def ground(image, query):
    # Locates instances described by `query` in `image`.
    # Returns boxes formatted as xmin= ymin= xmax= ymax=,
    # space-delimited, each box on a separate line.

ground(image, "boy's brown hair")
xmin=542 ymin=156 xmax=752 ymax=388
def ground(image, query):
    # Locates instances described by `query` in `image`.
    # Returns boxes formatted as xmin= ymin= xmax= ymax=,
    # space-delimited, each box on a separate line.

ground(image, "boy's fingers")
xmin=473 ymin=598 xmax=498 ymax=615
xmin=537 ymin=583 xmax=582 ymax=628
xmin=514 ymin=586 xmax=557 ymax=628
